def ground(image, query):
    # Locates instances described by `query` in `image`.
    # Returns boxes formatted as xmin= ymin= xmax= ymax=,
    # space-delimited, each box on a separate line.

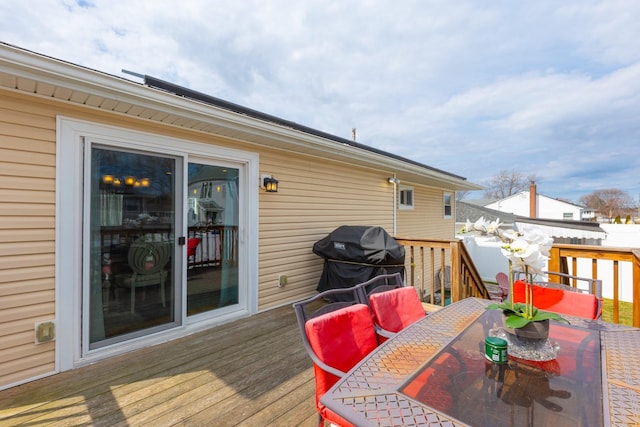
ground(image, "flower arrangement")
xmin=460 ymin=217 xmax=568 ymax=329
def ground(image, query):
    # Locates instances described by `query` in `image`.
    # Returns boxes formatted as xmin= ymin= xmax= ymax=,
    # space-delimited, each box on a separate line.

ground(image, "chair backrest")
xmin=515 ymin=270 xmax=602 ymax=298
xmin=293 ymin=286 xmax=377 ymax=415
xmin=367 ymin=286 xmax=426 ymax=341
xmin=128 ymin=240 xmax=171 ymax=274
xmin=496 ymin=272 xmax=510 ymax=297
xmin=543 ymin=271 xmax=603 ymax=299
xmin=354 ymin=272 xmax=404 ymax=300
xmin=305 ymin=304 xmax=378 ymax=404
xmin=512 ymin=280 xmax=601 ymax=320
xmin=186 ymin=237 xmax=201 ymax=258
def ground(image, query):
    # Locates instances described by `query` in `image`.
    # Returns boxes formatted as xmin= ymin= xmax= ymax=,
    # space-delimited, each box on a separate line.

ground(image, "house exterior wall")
xmin=396 ymin=185 xmax=453 ymax=239
xmin=256 ymin=148 xmax=394 ymax=310
xmin=0 ymin=88 xmax=422 ymax=388
xmin=0 ymin=91 xmax=57 ymax=387
xmin=485 ymin=191 xmax=582 ymax=220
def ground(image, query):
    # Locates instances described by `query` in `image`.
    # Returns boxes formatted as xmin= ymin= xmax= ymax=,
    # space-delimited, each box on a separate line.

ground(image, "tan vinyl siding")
xmin=0 ymin=89 xmax=400 ymax=387
xmin=396 ymin=185 xmax=456 ymax=296
xmin=396 ymin=184 xmax=454 ymax=239
xmin=257 ymin=150 xmax=394 ymax=310
xmin=2 ymin=87 xmax=464 ymax=387
xmin=0 ymin=93 xmax=57 ymax=388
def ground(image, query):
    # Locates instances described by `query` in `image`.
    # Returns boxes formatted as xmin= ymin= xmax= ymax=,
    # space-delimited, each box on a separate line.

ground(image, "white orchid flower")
xmin=473 ymin=217 xmax=487 ymax=232
xmin=463 ymin=217 xmax=553 ymax=276
xmin=486 ymin=218 xmax=502 ymax=234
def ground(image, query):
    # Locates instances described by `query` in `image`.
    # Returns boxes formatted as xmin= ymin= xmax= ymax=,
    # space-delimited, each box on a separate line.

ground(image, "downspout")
xmin=390 ymin=174 xmax=398 ymax=235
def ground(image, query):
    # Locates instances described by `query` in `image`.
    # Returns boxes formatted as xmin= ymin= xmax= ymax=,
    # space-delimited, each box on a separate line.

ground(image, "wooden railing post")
xmin=450 ymin=241 xmax=461 ymax=302
xmin=633 ymin=250 xmax=640 ymax=327
xmin=548 ymin=246 xmax=561 ymax=281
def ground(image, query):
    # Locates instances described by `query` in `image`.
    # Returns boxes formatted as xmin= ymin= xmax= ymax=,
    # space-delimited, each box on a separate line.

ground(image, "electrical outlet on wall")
xmin=35 ymin=320 xmax=56 ymax=344
xmin=278 ymin=275 xmax=287 ymax=287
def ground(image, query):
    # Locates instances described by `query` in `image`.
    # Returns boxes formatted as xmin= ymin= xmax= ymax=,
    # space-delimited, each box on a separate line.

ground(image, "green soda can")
xmin=485 ymin=337 xmax=508 ymax=364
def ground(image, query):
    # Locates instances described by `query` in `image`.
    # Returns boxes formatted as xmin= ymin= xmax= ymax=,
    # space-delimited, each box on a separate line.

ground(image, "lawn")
xmin=602 ymin=298 xmax=633 ymax=325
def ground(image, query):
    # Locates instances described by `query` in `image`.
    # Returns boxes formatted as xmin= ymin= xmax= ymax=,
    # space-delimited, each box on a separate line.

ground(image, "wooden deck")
xmin=0 ymin=306 xmax=318 ymax=426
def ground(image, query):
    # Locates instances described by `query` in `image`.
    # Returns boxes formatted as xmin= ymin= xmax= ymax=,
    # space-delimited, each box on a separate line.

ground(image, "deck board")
xmin=0 ymin=305 xmax=318 ymax=426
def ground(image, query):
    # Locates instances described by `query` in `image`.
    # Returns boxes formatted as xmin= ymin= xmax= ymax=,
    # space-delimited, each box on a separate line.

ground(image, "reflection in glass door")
xmin=186 ymin=163 xmax=239 ymax=316
xmin=87 ymin=146 xmax=179 ymax=349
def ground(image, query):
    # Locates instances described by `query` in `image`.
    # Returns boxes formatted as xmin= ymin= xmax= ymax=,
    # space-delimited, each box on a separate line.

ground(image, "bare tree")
xmin=578 ymin=189 xmax=635 ymax=220
xmin=456 ymin=190 xmax=471 ymax=201
xmin=483 ymin=170 xmax=538 ymax=199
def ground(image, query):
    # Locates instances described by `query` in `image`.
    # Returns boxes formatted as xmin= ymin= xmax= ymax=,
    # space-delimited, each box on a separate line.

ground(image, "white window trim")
xmin=56 ymin=117 xmax=259 ymax=371
xmin=443 ymin=192 xmax=453 ymax=218
xmin=398 ymin=185 xmax=414 ymax=210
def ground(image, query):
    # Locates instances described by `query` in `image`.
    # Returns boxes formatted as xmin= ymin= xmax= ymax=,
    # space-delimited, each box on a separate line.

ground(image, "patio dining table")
xmin=320 ymin=297 xmax=640 ymax=426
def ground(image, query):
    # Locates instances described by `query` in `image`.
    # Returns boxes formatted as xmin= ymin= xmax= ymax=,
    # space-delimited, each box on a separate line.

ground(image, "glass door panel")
xmin=88 ymin=146 xmax=178 ymax=348
xmin=187 ymin=163 xmax=239 ymax=316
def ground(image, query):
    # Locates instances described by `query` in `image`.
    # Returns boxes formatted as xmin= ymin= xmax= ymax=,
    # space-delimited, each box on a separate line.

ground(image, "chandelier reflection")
xmin=102 ymin=174 xmax=150 ymax=189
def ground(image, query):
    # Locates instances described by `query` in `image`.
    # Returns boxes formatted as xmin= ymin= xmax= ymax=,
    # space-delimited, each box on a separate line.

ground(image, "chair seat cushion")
xmin=369 ymin=287 xmax=426 ymax=334
xmin=305 ymin=304 xmax=378 ymax=405
xmin=513 ymin=280 xmax=599 ymax=320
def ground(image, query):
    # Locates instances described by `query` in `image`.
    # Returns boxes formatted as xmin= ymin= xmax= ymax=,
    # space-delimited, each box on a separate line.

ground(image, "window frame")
xmin=443 ymin=192 xmax=453 ymax=218
xmin=398 ymin=186 xmax=415 ymax=210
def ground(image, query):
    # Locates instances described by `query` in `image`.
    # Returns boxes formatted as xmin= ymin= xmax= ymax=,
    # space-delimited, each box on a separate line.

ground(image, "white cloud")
xmin=1 ymin=0 xmax=640 ymax=202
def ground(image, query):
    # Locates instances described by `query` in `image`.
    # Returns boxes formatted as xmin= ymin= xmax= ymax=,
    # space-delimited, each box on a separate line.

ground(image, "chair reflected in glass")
xmin=119 ymin=239 xmax=171 ymax=313
xmin=186 ymin=237 xmax=201 ymax=267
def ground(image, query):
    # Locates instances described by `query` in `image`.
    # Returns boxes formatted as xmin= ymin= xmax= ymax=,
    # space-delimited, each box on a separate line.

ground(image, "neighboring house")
xmin=0 ymin=43 xmax=481 ymax=390
xmin=456 ymin=201 xmax=605 ymax=282
xmin=484 ymin=183 xmax=585 ymax=221
xmin=456 ymin=200 xmax=605 ymax=245
xmin=581 ymin=208 xmax=597 ymax=221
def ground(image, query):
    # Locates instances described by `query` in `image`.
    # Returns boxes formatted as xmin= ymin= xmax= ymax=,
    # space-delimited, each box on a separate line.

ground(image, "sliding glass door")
xmin=84 ymin=145 xmax=243 ymax=350
xmin=186 ymin=162 xmax=239 ymax=316
xmin=87 ymin=146 xmax=180 ymax=349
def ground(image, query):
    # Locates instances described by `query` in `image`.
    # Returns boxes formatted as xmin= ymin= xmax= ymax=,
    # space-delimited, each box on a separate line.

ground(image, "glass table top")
xmin=400 ymin=309 xmax=602 ymax=426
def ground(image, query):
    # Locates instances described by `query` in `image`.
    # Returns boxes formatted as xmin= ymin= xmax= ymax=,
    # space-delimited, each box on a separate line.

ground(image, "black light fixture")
xmin=263 ymin=175 xmax=279 ymax=193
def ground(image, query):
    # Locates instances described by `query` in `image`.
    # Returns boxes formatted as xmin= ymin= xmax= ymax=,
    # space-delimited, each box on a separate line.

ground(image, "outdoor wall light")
xmin=261 ymin=174 xmax=279 ymax=193
xmin=388 ymin=177 xmax=400 ymax=185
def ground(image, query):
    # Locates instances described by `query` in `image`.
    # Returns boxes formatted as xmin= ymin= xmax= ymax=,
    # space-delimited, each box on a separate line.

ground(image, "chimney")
xmin=529 ymin=181 xmax=537 ymax=218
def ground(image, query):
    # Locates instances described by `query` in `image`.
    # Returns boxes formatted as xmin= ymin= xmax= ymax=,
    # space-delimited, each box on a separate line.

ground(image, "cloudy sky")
xmin=2 ymin=0 xmax=639 ymax=203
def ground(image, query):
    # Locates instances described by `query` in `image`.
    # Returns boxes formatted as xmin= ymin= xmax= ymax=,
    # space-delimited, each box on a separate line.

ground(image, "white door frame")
xmin=56 ymin=117 xmax=259 ymax=371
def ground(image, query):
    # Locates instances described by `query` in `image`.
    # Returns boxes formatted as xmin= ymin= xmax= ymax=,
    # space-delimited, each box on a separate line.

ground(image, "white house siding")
xmin=486 ymin=192 xmax=582 ymax=220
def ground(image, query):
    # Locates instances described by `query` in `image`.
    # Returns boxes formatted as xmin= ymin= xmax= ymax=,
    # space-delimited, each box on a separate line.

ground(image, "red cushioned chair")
xmin=512 ymin=280 xmax=601 ymax=320
xmin=355 ymin=273 xmax=426 ymax=342
xmin=186 ymin=237 xmax=201 ymax=264
xmin=293 ymin=286 xmax=378 ymax=427
xmin=367 ymin=287 xmax=426 ymax=342
xmin=496 ymin=272 xmax=510 ymax=300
